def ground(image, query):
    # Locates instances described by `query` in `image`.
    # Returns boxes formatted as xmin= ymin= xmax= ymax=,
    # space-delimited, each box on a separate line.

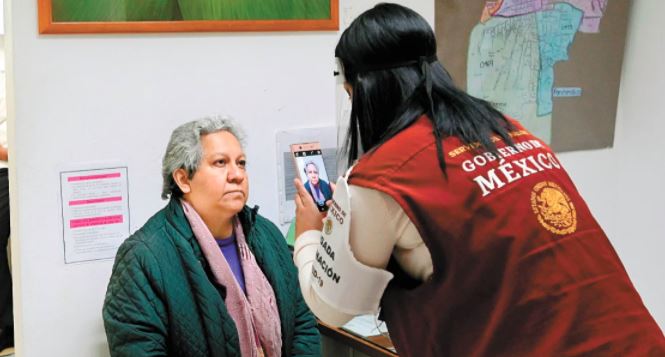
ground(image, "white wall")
xmin=5 ymin=0 xmax=432 ymax=356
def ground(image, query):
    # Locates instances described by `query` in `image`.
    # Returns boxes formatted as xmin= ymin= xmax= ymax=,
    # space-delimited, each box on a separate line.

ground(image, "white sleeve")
xmin=292 ymin=181 xmax=405 ymax=326
xmin=293 ymin=230 xmax=355 ymax=326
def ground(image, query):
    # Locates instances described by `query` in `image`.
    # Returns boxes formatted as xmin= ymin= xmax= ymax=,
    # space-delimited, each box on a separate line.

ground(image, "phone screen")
xmin=291 ymin=143 xmax=332 ymax=212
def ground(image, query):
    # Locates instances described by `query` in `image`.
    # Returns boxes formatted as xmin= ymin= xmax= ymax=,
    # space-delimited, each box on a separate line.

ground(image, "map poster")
xmin=436 ymin=0 xmax=630 ymax=152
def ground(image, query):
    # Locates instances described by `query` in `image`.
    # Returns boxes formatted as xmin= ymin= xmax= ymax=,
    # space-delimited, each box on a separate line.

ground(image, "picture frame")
xmin=38 ymin=0 xmax=339 ymax=34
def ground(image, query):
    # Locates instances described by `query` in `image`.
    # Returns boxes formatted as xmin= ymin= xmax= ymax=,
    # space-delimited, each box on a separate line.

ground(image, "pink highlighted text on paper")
xmin=69 ymin=196 xmax=123 ymax=206
xmin=70 ymin=215 xmax=124 ymax=229
xmin=67 ymin=172 xmax=122 ymax=182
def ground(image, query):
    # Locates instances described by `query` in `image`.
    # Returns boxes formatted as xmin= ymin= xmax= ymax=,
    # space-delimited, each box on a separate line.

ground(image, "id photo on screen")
xmin=296 ymin=155 xmax=332 ymax=207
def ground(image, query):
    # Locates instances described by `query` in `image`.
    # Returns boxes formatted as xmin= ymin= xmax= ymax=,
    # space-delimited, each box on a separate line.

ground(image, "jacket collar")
xmin=163 ymin=198 xmax=260 ymax=245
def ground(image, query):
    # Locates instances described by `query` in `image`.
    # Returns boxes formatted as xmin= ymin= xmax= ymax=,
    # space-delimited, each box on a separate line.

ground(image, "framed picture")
xmin=38 ymin=0 xmax=339 ymax=34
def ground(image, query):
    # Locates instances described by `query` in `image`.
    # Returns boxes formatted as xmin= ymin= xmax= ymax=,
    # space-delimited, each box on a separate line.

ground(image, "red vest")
xmin=349 ymin=116 xmax=665 ymax=357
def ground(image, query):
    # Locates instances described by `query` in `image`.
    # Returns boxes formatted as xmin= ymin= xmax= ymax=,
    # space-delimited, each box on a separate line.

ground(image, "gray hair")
xmin=303 ymin=161 xmax=319 ymax=174
xmin=161 ymin=115 xmax=245 ymax=199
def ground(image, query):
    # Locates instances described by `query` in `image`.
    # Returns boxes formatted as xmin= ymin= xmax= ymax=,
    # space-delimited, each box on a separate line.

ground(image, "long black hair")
xmin=335 ymin=3 xmax=514 ymax=173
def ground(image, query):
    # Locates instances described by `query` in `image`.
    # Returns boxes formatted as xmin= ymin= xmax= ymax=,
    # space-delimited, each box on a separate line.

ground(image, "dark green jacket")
xmin=103 ymin=199 xmax=320 ymax=356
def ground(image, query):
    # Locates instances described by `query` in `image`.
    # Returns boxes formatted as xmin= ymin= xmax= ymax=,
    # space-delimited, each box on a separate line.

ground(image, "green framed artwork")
xmin=38 ymin=0 xmax=339 ymax=34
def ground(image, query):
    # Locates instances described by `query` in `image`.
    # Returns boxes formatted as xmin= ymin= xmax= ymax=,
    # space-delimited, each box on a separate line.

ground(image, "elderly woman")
xmin=103 ymin=116 xmax=320 ymax=357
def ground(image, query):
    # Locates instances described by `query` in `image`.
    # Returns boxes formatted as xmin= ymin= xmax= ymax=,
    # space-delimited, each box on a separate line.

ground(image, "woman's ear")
xmin=344 ymin=82 xmax=353 ymax=98
xmin=172 ymin=169 xmax=191 ymax=195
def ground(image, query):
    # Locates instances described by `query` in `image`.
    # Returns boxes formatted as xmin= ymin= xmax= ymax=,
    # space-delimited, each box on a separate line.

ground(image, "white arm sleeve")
xmin=293 ymin=178 xmax=424 ymax=326
xmin=293 ymin=230 xmax=355 ymax=326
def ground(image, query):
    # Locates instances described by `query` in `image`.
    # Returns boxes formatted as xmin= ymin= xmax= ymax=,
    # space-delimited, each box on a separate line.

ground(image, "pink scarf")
xmin=181 ymin=201 xmax=282 ymax=357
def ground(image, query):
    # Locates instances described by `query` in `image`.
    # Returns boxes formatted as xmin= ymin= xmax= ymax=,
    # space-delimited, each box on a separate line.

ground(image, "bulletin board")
xmin=435 ymin=0 xmax=631 ymax=152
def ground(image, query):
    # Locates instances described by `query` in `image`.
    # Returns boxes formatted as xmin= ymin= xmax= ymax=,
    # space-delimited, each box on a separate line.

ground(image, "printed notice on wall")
xmin=60 ymin=167 xmax=130 ymax=264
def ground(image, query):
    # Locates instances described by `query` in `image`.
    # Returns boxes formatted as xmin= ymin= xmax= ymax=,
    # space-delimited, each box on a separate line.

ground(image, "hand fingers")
xmin=294 ymin=189 xmax=303 ymax=209
xmin=330 ymin=181 xmax=336 ymax=193
xmin=294 ymin=178 xmax=315 ymax=208
xmin=293 ymin=178 xmax=326 ymax=236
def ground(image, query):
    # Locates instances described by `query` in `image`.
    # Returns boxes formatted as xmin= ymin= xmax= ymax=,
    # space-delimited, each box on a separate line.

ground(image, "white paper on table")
xmin=341 ymin=314 xmax=389 ymax=338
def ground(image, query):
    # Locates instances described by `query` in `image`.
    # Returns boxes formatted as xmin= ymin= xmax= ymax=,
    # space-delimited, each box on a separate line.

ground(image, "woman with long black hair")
xmin=293 ymin=3 xmax=665 ymax=356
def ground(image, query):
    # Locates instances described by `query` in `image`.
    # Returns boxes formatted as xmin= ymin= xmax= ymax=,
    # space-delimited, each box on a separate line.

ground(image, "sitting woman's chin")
xmin=222 ymin=196 xmax=248 ymax=212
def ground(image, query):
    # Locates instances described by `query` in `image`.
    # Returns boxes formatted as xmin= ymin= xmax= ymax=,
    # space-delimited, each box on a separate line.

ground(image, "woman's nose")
xmin=227 ymin=164 xmax=245 ymax=183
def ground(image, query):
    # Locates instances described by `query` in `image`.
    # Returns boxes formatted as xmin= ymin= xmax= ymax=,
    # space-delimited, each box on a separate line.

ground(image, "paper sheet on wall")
xmin=60 ymin=166 xmax=130 ymax=264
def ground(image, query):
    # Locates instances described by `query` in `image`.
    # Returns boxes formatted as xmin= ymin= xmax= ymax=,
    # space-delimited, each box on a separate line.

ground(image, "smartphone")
xmin=290 ymin=142 xmax=332 ymax=212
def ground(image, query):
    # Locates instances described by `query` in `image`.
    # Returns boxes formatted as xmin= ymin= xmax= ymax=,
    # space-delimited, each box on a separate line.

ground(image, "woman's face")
xmin=305 ymin=163 xmax=320 ymax=185
xmin=180 ymin=131 xmax=249 ymax=221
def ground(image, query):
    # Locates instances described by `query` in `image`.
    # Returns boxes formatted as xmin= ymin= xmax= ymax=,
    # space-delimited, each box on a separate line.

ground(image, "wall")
xmin=5 ymin=0 xmax=432 ymax=356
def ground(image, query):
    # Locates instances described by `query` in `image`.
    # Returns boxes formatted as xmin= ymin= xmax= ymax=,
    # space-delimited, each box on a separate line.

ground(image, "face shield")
xmin=334 ymin=57 xmax=353 ymax=148
xmin=334 ymin=57 xmax=346 ymax=85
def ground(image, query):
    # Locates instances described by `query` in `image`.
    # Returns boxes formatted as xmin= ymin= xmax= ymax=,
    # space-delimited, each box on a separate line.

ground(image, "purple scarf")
xmin=181 ymin=200 xmax=282 ymax=357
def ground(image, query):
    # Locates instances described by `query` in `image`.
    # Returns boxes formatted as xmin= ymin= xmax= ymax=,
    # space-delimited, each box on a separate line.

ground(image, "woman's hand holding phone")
xmin=293 ymin=178 xmax=327 ymax=239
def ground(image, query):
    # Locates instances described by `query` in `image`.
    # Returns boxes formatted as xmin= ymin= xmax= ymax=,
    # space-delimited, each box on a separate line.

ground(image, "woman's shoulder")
xmin=242 ymin=207 xmax=291 ymax=259
xmin=352 ymin=117 xmax=434 ymax=177
xmin=249 ymin=210 xmax=284 ymax=243
xmin=114 ymin=204 xmax=187 ymax=267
